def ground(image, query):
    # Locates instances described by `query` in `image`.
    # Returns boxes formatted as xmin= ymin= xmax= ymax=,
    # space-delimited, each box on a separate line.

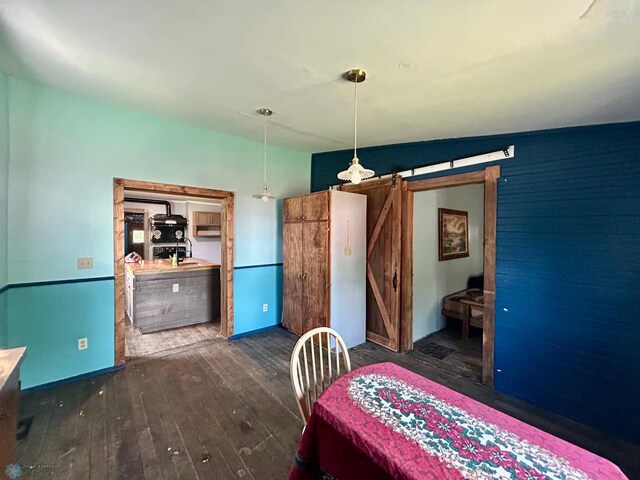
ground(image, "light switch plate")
xmin=78 ymin=338 xmax=88 ymax=350
xmin=263 ymin=303 xmax=268 ymax=312
xmin=173 ymin=283 xmax=179 ymax=293
xmin=77 ymin=257 xmax=94 ymax=269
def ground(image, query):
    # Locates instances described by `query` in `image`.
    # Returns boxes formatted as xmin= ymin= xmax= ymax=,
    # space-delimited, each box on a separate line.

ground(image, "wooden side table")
xmin=458 ymin=298 xmax=484 ymax=337
xmin=0 ymin=347 xmax=27 ymax=471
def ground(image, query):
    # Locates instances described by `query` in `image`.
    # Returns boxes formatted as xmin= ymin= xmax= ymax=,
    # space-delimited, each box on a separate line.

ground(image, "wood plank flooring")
xmin=18 ymin=327 xmax=640 ymax=479
xmin=125 ymin=321 xmax=221 ymax=359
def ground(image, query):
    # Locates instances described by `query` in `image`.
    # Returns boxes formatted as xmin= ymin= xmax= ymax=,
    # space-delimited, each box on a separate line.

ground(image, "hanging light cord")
xmin=263 ymin=114 xmax=268 ymax=186
xmin=353 ymin=78 xmax=358 ymax=162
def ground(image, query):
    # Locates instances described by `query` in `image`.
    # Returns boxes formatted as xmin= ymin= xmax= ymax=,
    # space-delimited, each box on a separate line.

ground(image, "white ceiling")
xmin=1 ymin=0 xmax=638 ymax=153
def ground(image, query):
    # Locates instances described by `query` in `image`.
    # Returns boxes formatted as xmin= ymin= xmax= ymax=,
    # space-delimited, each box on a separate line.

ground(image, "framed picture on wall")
xmin=438 ymin=208 xmax=469 ymax=261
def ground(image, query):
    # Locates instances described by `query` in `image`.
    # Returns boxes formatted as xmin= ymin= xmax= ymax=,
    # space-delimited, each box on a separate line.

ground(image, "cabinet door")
xmin=282 ymin=222 xmax=304 ymax=334
xmin=302 ymin=221 xmax=329 ymax=331
xmin=210 ymin=212 xmax=221 ymax=226
xmin=194 ymin=211 xmax=212 ymax=225
xmin=303 ymin=192 xmax=329 ymax=221
xmin=283 ymin=197 xmax=303 ymax=223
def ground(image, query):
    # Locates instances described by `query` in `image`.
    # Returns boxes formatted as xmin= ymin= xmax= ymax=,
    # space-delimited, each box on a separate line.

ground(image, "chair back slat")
xmin=290 ymin=327 xmax=352 ymax=424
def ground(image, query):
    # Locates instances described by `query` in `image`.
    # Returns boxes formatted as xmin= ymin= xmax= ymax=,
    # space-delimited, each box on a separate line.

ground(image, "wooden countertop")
xmin=125 ymin=258 xmax=220 ymax=275
xmin=0 ymin=347 xmax=26 ymax=391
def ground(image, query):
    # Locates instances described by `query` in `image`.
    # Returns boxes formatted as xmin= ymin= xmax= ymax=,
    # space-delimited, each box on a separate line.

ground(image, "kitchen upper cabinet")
xmin=192 ymin=211 xmax=221 ymax=237
xmin=282 ymin=190 xmax=367 ymax=349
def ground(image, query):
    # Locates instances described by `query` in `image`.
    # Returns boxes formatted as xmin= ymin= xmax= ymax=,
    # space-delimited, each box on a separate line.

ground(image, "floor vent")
xmin=419 ymin=342 xmax=454 ymax=360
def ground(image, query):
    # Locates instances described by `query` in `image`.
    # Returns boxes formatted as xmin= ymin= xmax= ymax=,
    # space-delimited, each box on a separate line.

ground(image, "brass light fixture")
xmin=337 ymin=68 xmax=374 ymax=185
xmin=253 ymin=108 xmax=275 ymax=202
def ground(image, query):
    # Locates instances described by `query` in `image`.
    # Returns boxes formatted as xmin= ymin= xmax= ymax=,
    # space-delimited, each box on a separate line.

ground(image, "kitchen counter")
xmin=125 ymin=258 xmax=220 ymax=334
xmin=125 ymin=258 xmax=219 ymax=275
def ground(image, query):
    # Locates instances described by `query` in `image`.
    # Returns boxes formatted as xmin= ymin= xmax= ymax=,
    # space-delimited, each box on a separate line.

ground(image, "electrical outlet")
xmin=262 ymin=303 xmax=268 ymax=312
xmin=344 ymin=245 xmax=352 ymax=256
xmin=77 ymin=257 xmax=94 ymax=269
xmin=78 ymin=338 xmax=88 ymax=350
xmin=173 ymin=283 xmax=179 ymax=293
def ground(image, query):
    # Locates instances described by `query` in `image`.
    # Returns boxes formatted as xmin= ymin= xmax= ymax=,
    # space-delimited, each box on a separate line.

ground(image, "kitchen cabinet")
xmin=282 ymin=190 xmax=367 ymax=349
xmin=192 ymin=210 xmax=221 ymax=237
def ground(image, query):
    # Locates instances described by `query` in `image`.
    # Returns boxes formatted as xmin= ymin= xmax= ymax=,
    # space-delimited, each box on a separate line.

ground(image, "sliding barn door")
xmin=344 ymin=178 xmax=403 ymax=351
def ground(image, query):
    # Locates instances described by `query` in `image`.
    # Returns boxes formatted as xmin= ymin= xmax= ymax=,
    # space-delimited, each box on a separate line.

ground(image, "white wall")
xmin=185 ymin=201 xmax=221 ymax=264
xmin=123 ymin=198 xmax=222 ymax=264
xmin=412 ymin=184 xmax=484 ymax=342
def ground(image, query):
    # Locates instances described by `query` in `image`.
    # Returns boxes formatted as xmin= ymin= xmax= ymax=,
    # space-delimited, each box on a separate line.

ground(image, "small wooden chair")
xmin=290 ymin=327 xmax=351 ymax=424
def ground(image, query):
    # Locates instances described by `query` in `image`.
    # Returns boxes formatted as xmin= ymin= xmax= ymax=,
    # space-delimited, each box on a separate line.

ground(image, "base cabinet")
xmin=282 ymin=190 xmax=366 ymax=349
xmin=126 ymin=267 xmax=220 ymax=333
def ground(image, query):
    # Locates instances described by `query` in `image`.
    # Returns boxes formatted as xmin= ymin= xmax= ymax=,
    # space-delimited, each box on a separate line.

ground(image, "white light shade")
xmin=337 ymin=157 xmax=375 ymax=185
xmin=253 ymin=184 xmax=275 ymax=202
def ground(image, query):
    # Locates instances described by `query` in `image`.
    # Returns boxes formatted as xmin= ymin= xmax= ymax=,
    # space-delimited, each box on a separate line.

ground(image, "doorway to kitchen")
xmin=113 ymin=178 xmax=234 ymax=366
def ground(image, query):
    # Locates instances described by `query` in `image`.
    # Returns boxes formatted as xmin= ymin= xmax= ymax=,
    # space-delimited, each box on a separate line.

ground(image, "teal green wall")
xmin=4 ymin=76 xmax=310 ymax=388
xmin=0 ymin=71 xmax=9 ymax=347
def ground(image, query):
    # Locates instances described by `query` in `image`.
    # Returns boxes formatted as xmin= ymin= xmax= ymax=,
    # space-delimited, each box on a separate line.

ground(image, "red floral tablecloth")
xmin=290 ymin=362 xmax=627 ymax=480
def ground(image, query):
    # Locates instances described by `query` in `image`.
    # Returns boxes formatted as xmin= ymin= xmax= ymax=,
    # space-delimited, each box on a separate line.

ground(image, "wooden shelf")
xmin=196 ymin=229 xmax=220 ymax=237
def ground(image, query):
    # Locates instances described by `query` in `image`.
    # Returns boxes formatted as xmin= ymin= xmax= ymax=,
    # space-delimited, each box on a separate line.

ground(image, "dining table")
xmin=289 ymin=362 xmax=627 ymax=480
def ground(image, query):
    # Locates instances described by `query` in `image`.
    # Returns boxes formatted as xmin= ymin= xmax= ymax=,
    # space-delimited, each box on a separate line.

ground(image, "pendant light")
xmin=337 ymin=68 xmax=374 ymax=185
xmin=253 ymin=108 xmax=275 ymax=202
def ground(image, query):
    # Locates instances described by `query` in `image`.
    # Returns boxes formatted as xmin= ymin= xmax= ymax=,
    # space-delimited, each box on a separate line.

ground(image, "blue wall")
xmin=7 ymin=279 xmax=115 ymax=389
xmin=2 ymin=74 xmax=310 ymax=389
xmin=234 ymin=264 xmax=283 ymax=335
xmin=312 ymin=121 xmax=640 ymax=444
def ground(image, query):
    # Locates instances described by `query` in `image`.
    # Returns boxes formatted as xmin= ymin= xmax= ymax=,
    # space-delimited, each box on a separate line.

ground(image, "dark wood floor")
xmin=18 ymin=327 xmax=640 ymax=479
xmin=412 ymin=325 xmax=483 ymax=383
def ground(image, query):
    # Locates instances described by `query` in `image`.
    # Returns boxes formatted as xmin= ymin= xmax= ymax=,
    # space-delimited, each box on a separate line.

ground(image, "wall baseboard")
xmin=21 ymin=364 xmax=124 ymax=395
xmin=228 ymin=324 xmax=282 ymax=340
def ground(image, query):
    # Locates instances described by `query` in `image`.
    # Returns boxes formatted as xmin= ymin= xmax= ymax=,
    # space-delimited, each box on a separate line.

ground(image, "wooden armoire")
xmin=282 ymin=190 xmax=366 ymax=349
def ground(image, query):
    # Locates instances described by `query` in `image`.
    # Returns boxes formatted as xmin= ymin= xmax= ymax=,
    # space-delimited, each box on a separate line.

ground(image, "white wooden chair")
xmin=290 ymin=327 xmax=352 ymax=424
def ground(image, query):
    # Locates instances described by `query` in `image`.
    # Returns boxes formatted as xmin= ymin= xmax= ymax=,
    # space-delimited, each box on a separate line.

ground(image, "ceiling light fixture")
xmin=253 ymin=108 xmax=275 ymax=203
xmin=337 ymin=68 xmax=374 ymax=185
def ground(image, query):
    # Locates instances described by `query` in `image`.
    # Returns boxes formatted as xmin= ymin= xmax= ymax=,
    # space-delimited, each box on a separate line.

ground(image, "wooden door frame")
xmin=401 ymin=166 xmax=500 ymax=387
xmin=113 ymin=178 xmax=235 ymax=366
